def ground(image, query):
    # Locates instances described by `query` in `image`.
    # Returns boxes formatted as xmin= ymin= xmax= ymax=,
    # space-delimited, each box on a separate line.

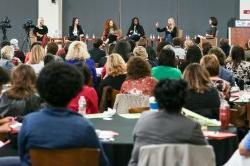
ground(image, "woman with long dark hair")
xmin=69 ymin=17 xmax=84 ymax=41
xmin=127 ymin=17 xmax=145 ymax=41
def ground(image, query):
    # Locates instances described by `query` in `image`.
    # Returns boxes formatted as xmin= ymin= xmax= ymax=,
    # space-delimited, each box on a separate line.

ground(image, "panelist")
xmin=127 ymin=17 xmax=145 ymax=41
xmin=155 ymin=17 xmax=177 ymax=43
xmin=69 ymin=17 xmax=84 ymax=41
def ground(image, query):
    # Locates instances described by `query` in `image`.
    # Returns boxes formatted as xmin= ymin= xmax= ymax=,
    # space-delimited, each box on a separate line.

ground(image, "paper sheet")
xmin=119 ymin=113 xmax=141 ymax=119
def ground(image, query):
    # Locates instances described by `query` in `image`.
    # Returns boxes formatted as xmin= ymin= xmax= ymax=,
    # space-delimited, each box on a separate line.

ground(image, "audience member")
xmin=26 ymin=44 xmax=45 ymax=75
xmin=0 ymin=64 xmax=42 ymax=119
xmin=152 ymin=48 xmax=181 ymax=80
xmin=239 ymin=131 xmax=250 ymax=156
xmin=219 ymin=38 xmax=231 ymax=57
xmin=146 ymin=46 xmax=158 ymax=67
xmin=89 ymin=38 xmax=106 ymax=63
xmin=183 ymin=63 xmax=220 ymax=119
xmin=0 ymin=67 xmax=9 ymax=94
xmin=113 ymin=40 xmax=131 ymax=62
xmin=99 ymin=53 xmax=126 ymax=95
xmin=202 ymin=42 xmax=212 ymax=55
xmin=179 ymin=45 xmax=202 ymax=72
xmin=0 ymin=46 xmax=15 ymax=72
xmin=129 ymin=79 xmax=207 ymax=166
xmin=200 ymin=54 xmax=231 ymax=100
xmin=209 ymin=47 xmax=235 ymax=86
xmin=121 ymin=56 xmax=157 ymax=96
xmin=10 ymin=39 xmax=25 ymax=63
xmin=226 ymin=45 xmax=250 ymax=87
xmin=65 ymin=41 xmax=97 ymax=87
xmin=68 ymin=64 xmax=98 ymax=114
xmin=172 ymin=37 xmax=186 ymax=60
xmin=56 ymin=41 xmax=72 ymax=60
xmin=18 ymin=63 xmax=110 ymax=166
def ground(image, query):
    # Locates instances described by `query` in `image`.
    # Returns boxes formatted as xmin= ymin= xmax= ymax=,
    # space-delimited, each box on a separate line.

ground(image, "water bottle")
xmin=149 ymin=96 xmax=158 ymax=112
xmin=92 ymin=34 xmax=95 ymax=39
xmin=219 ymin=99 xmax=230 ymax=130
xmin=78 ymin=96 xmax=86 ymax=115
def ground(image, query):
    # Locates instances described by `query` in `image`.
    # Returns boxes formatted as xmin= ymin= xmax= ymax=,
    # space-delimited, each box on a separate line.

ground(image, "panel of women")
xmin=155 ymin=17 xmax=177 ymax=43
xmin=127 ymin=17 xmax=145 ymax=41
xmin=69 ymin=17 xmax=84 ymax=41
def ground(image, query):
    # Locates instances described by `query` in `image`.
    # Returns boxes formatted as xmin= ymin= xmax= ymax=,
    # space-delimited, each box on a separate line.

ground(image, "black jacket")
xmin=127 ymin=25 xmax=145 ymax=37
xmin=0 ymin=93 xmax=44 ymax=121
xmin=157 ymin=26 xmax=177 ymax=39
xmin=69 ymin=25 xmax=84 ymax=41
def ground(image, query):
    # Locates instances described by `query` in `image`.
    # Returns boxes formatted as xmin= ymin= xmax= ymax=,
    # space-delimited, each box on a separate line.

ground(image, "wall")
xmin=39 ymin=0 xmax=62 ymax=37
xmin=0 ymin=0 xmax=38 ymax=45
xmin=62 ymin=0 xmax=239 ymax=39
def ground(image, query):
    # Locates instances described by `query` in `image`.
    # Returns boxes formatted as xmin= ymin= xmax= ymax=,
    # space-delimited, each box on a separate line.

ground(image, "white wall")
xmin=38 ymin=0 xmax=62 ymax=37
xmin=240 ymin=0 xmax=250 ymax=19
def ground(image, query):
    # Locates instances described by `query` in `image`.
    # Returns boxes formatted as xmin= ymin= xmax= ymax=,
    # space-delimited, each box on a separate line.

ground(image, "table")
xmin=90 ymin=115 xmax=238 ymax=166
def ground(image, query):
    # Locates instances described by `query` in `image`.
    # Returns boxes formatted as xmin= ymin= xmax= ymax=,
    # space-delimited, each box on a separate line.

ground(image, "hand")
xmin=0 ymin=117 xmax=15 ymax=125
xmin=155 ymin=22 xmax=159 ymax=28
xmin=0 ymin=123 xmax=12 ymax=133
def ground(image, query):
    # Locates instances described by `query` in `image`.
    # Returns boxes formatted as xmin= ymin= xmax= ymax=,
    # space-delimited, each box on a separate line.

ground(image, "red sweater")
xmin=68 ymin=85 xmax=99 ymax=114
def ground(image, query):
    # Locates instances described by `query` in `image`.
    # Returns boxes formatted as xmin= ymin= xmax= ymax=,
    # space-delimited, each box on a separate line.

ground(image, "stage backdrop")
xmin=62 ymin=0 xmax=239 ymax=38
xmin=0 ymin=0 xmax=38 ymax=46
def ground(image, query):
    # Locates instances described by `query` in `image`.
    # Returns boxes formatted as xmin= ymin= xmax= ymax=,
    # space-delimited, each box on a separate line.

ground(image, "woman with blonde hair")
xmin=99 ymin=53 xmax=127 ymax=94
xmin=0 ymin=45 xmax=15 ymax=72
xmin=27 ymin=44 xmax=45 ymax=75
xmin=33 ymin=17 xmax=48 ymax=43
xmin=155 ymin=17 xmax=177 ymax=43
xmin=183 ymin=63 xmax=220 ymax=119
xmin=65 ymin=41 xmax=97 ymax=87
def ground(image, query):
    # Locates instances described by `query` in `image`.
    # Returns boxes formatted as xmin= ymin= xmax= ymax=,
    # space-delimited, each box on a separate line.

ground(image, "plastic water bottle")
xmin=78 ymin=96 xmax=86 ymax=115
xmin=219 ymin=99 xmax=230 ymax=130
xmin=149 ymin=96 xmax=158 ymax=112
xmin=92 ymin=34 xmax=95 ymax=39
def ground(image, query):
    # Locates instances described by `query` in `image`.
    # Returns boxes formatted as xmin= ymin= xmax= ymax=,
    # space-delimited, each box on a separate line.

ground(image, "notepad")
xmin=119 ymin=113 xmax=141 ymax=119
xmin=203 ymin=131 xmax=236 ymax=140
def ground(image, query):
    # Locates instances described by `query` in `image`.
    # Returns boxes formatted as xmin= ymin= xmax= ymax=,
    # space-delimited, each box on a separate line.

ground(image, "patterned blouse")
xmin=226 ymin=61 xmax=250 ymax=84
xmin=210 ymin=77 xmax=231 ymax=100
xmin=120 ymin=76 xmax=158 ymax=96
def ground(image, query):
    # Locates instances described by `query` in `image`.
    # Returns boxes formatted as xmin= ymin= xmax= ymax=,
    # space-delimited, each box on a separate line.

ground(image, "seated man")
xmin=239 ymin=131 xmax=250 ymax=156
xmin=18 ymin=63 xmax=110 ymax=166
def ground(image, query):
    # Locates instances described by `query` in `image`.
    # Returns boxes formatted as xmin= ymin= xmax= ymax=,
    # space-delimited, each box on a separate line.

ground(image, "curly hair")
xmin=1 ymin=45 xmax=14 ymax=60
xmin=7 ymin=64 xmax=36 ymax=99
xmin=208 ymin=47 xmax=226 ymax=66
xmin=106 ymin=53 xmax=126 ymax=77
xmin=127 ymin=56 xmax=151 ymax=80
xmin=103 ymin=19 xmax=118 ymax=40
xmin=154 ymin=79 xmax=187 ymax=113
xmin=37 ymin=63 xmax=84 ymax=107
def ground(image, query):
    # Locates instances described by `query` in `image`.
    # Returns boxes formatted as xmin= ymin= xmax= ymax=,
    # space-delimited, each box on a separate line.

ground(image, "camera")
xmin=23 ymin=19 xmax=35 ymax=32
xmin=0 ymin=17 xmax=11 ymax=29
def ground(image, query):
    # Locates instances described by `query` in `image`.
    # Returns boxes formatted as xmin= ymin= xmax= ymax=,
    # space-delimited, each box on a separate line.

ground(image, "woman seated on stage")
xmin=120 ymin=56 xmax=157 ymax=96
xmin=102 ymin=19 xmax=120 ymax=44
xmin=155 ymin=17 xmax=177 ymax=43
xmin=206 ymin=16 xmax=218 ymax=38
xmin=127 ymin=17 xmax=145 ymax=41
xmin=69 ymin=17 xmax=84 ymax=41
xmin=129 ymin=79 xmax=207 ymax=166
xmin=33 ymin=17 xmax=48 ymax=46
xmin=183 ymin=63 xmax=220 ymax=119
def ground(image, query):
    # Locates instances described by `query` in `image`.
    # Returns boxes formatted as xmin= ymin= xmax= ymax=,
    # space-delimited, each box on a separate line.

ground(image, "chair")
xmin=30 ymin=148 xmax=100 ymax=166
xmin=200 ymin=37 xmax=218 ymax=48
xmin=128 ymin=107 xmax=149 ymax=113
xmin=177 ymin=29 xmax=183 ymax=38
xmin=113 ymin=94 xmax=149 ymax=114
xmin=99 ymin=86 xmax=119 ymax=113
xmin=138 ymin=144 xmax=215 ymax=166
xmin=224 ymin=149 xmax=250 ymax=166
